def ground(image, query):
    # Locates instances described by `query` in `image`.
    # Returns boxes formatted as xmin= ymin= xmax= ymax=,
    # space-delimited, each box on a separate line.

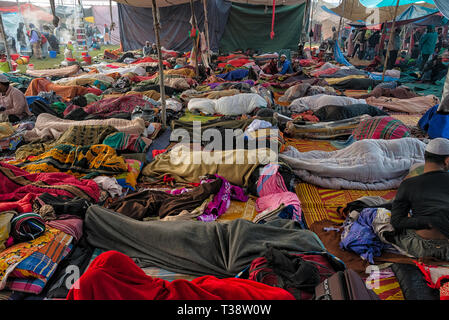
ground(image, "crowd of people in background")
xmin=1 ymin=19 xmax=114 ymax=60
xmin=338 ymin=24 xmax=448 ymax=84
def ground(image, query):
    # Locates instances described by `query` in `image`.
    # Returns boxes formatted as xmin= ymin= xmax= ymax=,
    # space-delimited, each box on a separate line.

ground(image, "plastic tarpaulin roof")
xmin=434 ymin=0 xmax=449 ymax=19
xmin=114 ymin=0 xmax=305 ymax=7
xmin=396 ymin=4 xmax=438 ymax=20
xmin=347 ymin=5 xmax=440 ymax=29
xmin=359 ymin=0 xmax=435 ymax=8
xmin=322 ymin=0 xmax=425 ymax=24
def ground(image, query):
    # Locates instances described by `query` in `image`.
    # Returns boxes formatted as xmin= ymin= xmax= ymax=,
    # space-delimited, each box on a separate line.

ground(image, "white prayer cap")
xmin=0 ymin=74 xmax=8 ymax=83
xmin=281 ymin=54 xmax=287 ymax=58
xmin=426 ymin=138 xmax=449 ymax=156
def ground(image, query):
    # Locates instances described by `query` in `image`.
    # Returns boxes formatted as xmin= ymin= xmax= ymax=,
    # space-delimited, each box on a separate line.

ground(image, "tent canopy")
xmin=347 ymin=4 xmax=441 ymax=29
xmin=113 ymin=0 xmax=305 ymax=7
xmin=323 ymin=0 xmax=436 ymax=24
xmin=359 ymin=0 xmax=434 ymax=8
xmin=434 ymin=0 xmax=449 ymax=19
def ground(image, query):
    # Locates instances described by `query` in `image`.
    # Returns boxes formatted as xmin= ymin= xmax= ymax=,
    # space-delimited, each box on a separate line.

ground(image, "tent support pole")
xmin=189 ymin=0 xmax=199 ymax=77
xmin=0 ymin=14 xmax=12 ymax=72
xmin=309 ymin=0 xmax=315 ymax=51
xmin=202 ymin=0 xmax=211 ymax=63
xmin=151 ymin=0 xmax=166 ymax=127
xmin=301 ymin=0 xmax=310 ymax=44
xmin=382 ymin=0 xmax=400 ymax=82
xmin=338 ymin=0 xmax=346 ymax=46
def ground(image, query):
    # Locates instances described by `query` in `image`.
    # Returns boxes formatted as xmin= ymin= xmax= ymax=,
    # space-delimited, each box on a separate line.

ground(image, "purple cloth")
xmin=197 ymin=175 xmax=248 ymax=222
xmin=29 ymin=30 xmax=39 ymax=44
xmin=339 ymin=208 xmax=392 ymax=264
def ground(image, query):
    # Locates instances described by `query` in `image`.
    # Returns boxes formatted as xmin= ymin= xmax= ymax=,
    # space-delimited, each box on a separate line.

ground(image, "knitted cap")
xmin=426 ymin=138 xmax=449 ymax=156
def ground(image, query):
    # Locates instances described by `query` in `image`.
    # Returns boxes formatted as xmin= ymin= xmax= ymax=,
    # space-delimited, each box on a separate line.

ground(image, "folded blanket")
xmin=279 ymin=138 xmax=426 ymax=190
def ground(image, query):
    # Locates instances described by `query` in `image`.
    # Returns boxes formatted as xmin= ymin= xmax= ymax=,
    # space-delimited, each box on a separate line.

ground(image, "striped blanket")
xmin=10 ymin=144 xmax=129 ymax=179
xmin=351 ymin=116 xmax=410 ymax=141
xmin=5 ymin=230 xmax=73 ymax=294
xmin=103 ymin=132 xmax=153 ymax=153
xmin=0 ymin=227 xmax=63 ymax=290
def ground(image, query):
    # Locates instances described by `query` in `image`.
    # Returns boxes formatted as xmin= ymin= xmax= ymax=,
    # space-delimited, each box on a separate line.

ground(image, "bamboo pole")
xmin=338 ymin=0 xmax=346 ymax=43
xmin=202 ymin=0 xmax=210 ymax=63
xmin=151 ymin=0 xmax=166 ymax=127
xmin=382 ymin=0 xmax=400 ymax=82
xmin=0 ymin=14 xmax=12 ymax=72
xmin=300 ymin=0 xmax=310 ymax=44
xmin=189 ymin=0 xmax=199 ymax=77
xmin=309 ymin=0 xmax=315 ymax=51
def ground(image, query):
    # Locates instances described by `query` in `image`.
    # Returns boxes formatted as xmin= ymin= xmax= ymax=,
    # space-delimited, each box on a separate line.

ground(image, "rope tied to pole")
xmin=270 ymin=0 xmax=276 ymax=39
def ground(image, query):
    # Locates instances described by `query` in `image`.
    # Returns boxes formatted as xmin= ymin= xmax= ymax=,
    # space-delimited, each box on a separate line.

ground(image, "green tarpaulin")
xmin=219 ymin=3 xmax=305 ymax=53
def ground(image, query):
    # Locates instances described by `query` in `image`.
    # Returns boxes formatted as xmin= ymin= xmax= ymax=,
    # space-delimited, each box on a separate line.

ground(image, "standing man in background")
xmin=104 ymin=24 xmax=110 ymax=45
xmin=419 ymin=25 xmax=438 ymax=71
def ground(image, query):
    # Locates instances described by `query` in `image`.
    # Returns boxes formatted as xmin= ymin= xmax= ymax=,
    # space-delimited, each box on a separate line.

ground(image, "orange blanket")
xmin=25 ymin=78 xmax=90 ymax=101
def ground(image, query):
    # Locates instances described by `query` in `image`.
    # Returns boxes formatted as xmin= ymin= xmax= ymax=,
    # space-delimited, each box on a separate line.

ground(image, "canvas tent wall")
xmin=219 ymin=2 xmax=306 ymax=53
xmin=117 ymin=0 xmax=231 ymax=52
xmin=116 ymin=0 xmax=306 ymax=53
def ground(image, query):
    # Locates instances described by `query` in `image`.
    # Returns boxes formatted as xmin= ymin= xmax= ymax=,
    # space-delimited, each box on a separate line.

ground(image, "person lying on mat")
xmin=0 ymin=74 xmax=32 ymax=123
xmin=386 ymin=138 xmax=449 ymax=261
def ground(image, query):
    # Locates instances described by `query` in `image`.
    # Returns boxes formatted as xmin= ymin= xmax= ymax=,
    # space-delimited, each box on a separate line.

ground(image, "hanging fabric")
xmin=270 ymin=0 xmax=276 ymax=39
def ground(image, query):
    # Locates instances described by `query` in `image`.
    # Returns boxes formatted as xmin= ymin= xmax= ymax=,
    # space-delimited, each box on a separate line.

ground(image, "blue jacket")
xmin=280 ymin=60 xmax=293 ymax=75
xmin=419 ymin=32 xmax=438 ymax=55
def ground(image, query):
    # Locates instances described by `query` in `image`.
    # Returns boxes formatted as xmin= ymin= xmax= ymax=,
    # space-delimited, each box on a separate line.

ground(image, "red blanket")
xmin=131 ymin=57 xmax=171 ymax=67
xmin=66 ymin=251 xmax=295 ymax=300
xmin=83 ymin=95 xmax=152 ymax=118
xmin=0 ymin=162 xmax=100 ymax=204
